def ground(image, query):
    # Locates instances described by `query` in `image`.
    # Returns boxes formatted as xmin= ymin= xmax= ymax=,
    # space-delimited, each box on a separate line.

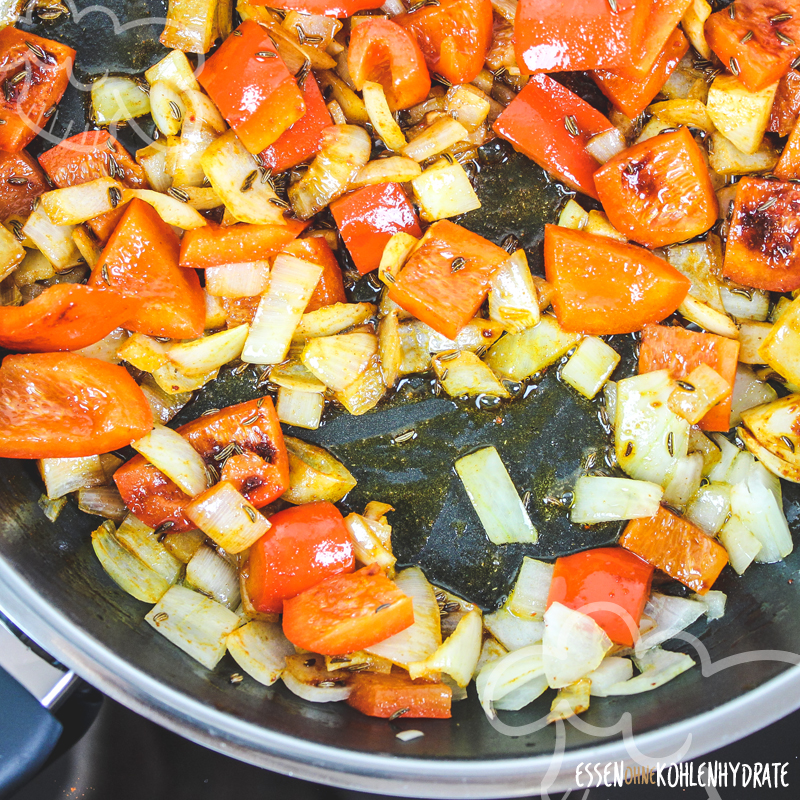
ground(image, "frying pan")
xmin=2 ymin=1 xmax=800 ymax=796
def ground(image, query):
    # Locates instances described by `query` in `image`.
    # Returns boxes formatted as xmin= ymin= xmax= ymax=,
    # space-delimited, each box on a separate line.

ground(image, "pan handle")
xmin=0 ymin=665 xmax=63 ymax=798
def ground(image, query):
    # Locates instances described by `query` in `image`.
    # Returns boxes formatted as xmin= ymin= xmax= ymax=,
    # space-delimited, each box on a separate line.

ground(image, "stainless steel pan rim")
xmin=2 ymin=551 xmax=799 ymax=799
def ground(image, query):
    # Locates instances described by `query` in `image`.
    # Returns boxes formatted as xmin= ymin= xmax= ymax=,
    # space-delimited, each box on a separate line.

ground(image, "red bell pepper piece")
xmin=592 ymin=28 xmax=689 ymax=118
xmin=38 ymin=131 xmax=149 ymax=243
xmin=348 ymin=18 xmax=431 ymax=111
xmin=0 ymin=284 xmax=139 ymax=353
xmin=283 ymin=236 xmax=347 ymax=311
xmin=514 ymin=0 xmax=651 ymax=74
xmin=493 ymin=73 xmax=614 ymax=200
xmin=722 ymin=177 xmax=800 ymax=292
xmin=88 ymin=198 xmax=205 ymax=339
xmin=620 ymin=506 xmax=729 ymax=594
xmin=547 ymin=548 xmax=654 ymax=647
xmin=705 ymin=0 xmax=800 ymax=93
xmin=198 ymin=20 xmax=306 ymax=154
xmin=768 ymin=69 xmax=800 ymax=136
xmin=259 ymin=72 xmax=332 ymax=175
xmin=0 ymin=352 xmax=151 ymax=459
xmin=0 ymin=27 xmax=74 ymax=153
xmin=115 ymin=398 xmax=289 ymax=532
xmin=395 ymin=0 xmax=493 ymax=86
xmin=388 ymin=220 xmax=508 ymax=340
xmin=282 ymin=563 xmax=415 ymax=655
xmin=775 ymin=119 xmax=800 ymax=179
xmin=331 ymin=182 xmax=422 ymax=276
xmin=252 ymin=0 xmax=383 ymax=17
xmin=594 ymin=127 xmax=718 ymax=248
xmin=347 ymin=672 xmax=452 ymax=719
xmin=245 ymin=501 xmax=355 ymax=614
xmin=179 ymin=219 xmax=307 ymax=269
xmin=638 ymin=323 xmax=740 ymax=432
xmin=611 ymin=0 xmax=692 ymax=80
xmin=0 ymin=149 xmax=48 ymax=219
xmin=544 ymin=225 xmax=690 ymax=335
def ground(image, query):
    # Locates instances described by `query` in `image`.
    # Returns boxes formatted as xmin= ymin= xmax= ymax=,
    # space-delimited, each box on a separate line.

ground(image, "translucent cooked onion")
xmin=204 ymin=262 xmax=270 ymax=298
xmin=455 ymin=446 xmax=537 ymax=545
xmin=78 ymin=486 xmax=128 ymax=523
xmin=282 ymin=437 xmax=357 ymax=504
xmin=41 ymin=177 xmax=124 ymax=226
xmin=166 ymin=325 xmax=249 ymax=377
xmin=365 ymin=566 xmax=441 ymax=666
xmin=301 ymin=331 xmax=377 ymax=392
xmin=91 ymin=76 xmax=151 ymax=124
xmin=488 ymin=249 xmax=540 ymax=334
xmin=561 ymin=336 xmax=621 ymax=400
xmin=586 ymin=656 xmax=634 ymax=697
xmin=150 ymin=80 xmax=185 ymax=137
xmin=483 ymin=606 xmax=544 ymax=651
xmin=408 ymin=608 xmax=482 ymax=687
xmin=227 ymin=621 xmax=295 ymax=686
xmin=91 ymin=520 xmax=170 ymax=603
xmin=132 ymin=424 xmax=209 ymax=498
xmin=293 ymin=302 xmax=376 ymax=341
xmin=38 ymin=455 xmax=106 ymax=499
xmin=476 ymin=644 xmax=547 ymax=714
xmin=128 ymin=188 xmax=208 ymax=230
xmin=344 ymin=512 xmax=396 ymax=573
xmin=586 ymin=128 xmax=626 ymax=165
xmin=507 ymin=557 xmax=554 ymax=621
xmin=242 ymin=254 xmax=323 ymax=365
xmin=185 ymin=545 xmax=241 ymax=609
xmin=570 ymin=476 xmax=663 ymax=524
xmin=634 ymin=593 xmax=706 ymax=656
xmin=276 ymin=387 xmax=325 ymax=430
xmin=115 ymin=513 xmax=183 ymax=584
xmin=543 ymin=602 xmax=612 ymax=689
xmin=146 ymin=585 xmax=240 ymax=670
xmin=604 ymin=647 xmax=695 ymax=696
xmin=185 ymin=481 xmax=270 ymax=554
xmin=22 ymin=205 xmax=80 ymax=270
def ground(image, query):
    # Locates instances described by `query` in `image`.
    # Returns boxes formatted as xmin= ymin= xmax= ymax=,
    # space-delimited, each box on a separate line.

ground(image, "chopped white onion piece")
xmin=41 ymin=177 xmax=124 ymax=226
xmin=293 ymin=302 xmax=377 ymax=341
xmin=720 ymin=284 xmax=770 ymax=321
xmin=138 ymin=376 xmax=192 ymax=425
xmin=586 ymin=128 xmax=626 ymax=164
xmin=92 ymin=520 xmax=170 ymax=603
xmin=132 ymin=424 xmax=209 ymax=498
xmin=684 ymin=482 xmax=731 ymax=536
xmin=605 ymin=647 xmax=695 ymax=695
xmin=362 ymin=80 xmax=407 ymax=151
xmin=484 ymin=606 xmax=544 ymax=651
xmin=366 ymin=566 xmax=441 ymax=666
xmin=730 ymin=471 xmax=793 ymax=562
xmin=185 ymin=481 xmax=270 ymax=555
xmin=411 ymin=160 xmax=481 ymax=222
xmin=146 ymin=585 xmax=240 ymax=670
xmin=561 ymin=336 xmax=621 ymax=399
xmin=282 ymin=655 xmax=352 ymax=703
xmin=396 ymin=730 xmax=425 ymax=742
xmin=136 ymin=143 xmax=171 ymax=193
xmin=586 ymin=656 xmax=634 ymax=697
xmin=38 ymin=494 xmax=67 ymax=523
xmin=92 ymin=76 xmax=151 ymax=124
xmin=486 ymin=316 xmax=581 ymax=381
xmin=662 ymin=453 xmax=704 ymax=511
xmin=242 ymin=254 xmax=323 ymax=365
xmin=507 ymin=557 xmax=553 ymax=621
xmin=473 ymin=637 xmax=508 ymax=679
xmin=282 ymin=436 xmax=357 ymax=505
xmin=693 ymin=589 xmax=727 ymax=620
xmin=127 ymin=188 xmax=207 ymax=230
xmin=38 ymin=455 xmax=106 ymax=499
xmin=301 ymin=331 xmax=378 ymax=392
xmin=345 ymin=512 xmax=396 ymax=573
xmin=166 ymin=325 xmax=249 ymax=377
xmin=402 ymin=117 xmax=468 ymax=162
xmin=288 ymin=125 xmax=372 ymax=219
xmin=185 ymin=545 xmax=241 ymax=609
xmin=615 ymin=370 xmax=689 ymax=485
xmin=115 ymin=513 xmax=183 ymax=584
xmin=476 ymin=644 xmax=547 ymax=714
xmin=150 ymin=80 xmax=185 ymax=137
xmin=277 ymin=387 xmax=325 ymax=430
xmin=455 ymin=446 xmax=537 ymax=545
xmin=78 ymin=486 xmax=128 ymax=523
xmin=74 ymin=326 xmax=128 ymax=364
xmin=408 ymin=609 xmax=482 ymax=687
xmin=488 ymin=249 xmax=540 ymax=334
xmin=432 ymin=350 xmax=509 ymax=399
xmin=22 ymin=205 xmax=79 ymax=270
xmin=731 ymin=366 xmax=777 ymax=427
xmin=543 ymin=602 xmax=612 ymax=689
xmin=635 ymin=593 xmax=706 ymax=656
xmin=547 ymin=677 xmax=592 ymax=723
xmin=707 ymin=433 xmax=741 ymax=482
xmin=718 ymin=514 xmax=762 ymax=574
xmin=145 ymin=49 xmax=200 ymax=92
xmin=205 ymin=262 xmax=270 ymax=298
xmin=227 ymin=621 xmax=295 ymax=686
xmin=570 ymin=476 xmax=663 ymax=524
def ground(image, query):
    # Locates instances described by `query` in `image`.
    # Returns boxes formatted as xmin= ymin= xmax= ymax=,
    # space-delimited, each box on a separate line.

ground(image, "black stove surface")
xmin=9 ymin=693 xmax=800 ymax=800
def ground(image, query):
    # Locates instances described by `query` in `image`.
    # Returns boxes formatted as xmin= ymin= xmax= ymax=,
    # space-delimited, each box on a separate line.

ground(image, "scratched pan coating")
xmin=2 ymin=0 xmax=800 ymax=773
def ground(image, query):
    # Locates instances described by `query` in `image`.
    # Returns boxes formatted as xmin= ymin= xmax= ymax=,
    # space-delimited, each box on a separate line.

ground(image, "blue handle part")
xmin=0 ymin=665 xmax=62 ymax=798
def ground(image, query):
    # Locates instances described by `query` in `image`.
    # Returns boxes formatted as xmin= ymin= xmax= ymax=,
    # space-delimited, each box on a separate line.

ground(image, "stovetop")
xmin=9 ymin=691 xmax=800 ymax=800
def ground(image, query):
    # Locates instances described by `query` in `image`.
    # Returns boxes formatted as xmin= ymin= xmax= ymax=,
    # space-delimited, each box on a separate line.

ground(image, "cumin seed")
xmin=242 ymin=504 xmax=257 ymax=523
xmin=676 ymin=380 xmax=695 ymax=391
xmin=781 ymin=435 xmax=796 ymax=453
xmin=168 ymin=186 xmax=189 ymax=203
xmin=729 ymin=56 xmax=741 ymax=76
xmin=564 ymin=115 xmax=579 ymax=137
